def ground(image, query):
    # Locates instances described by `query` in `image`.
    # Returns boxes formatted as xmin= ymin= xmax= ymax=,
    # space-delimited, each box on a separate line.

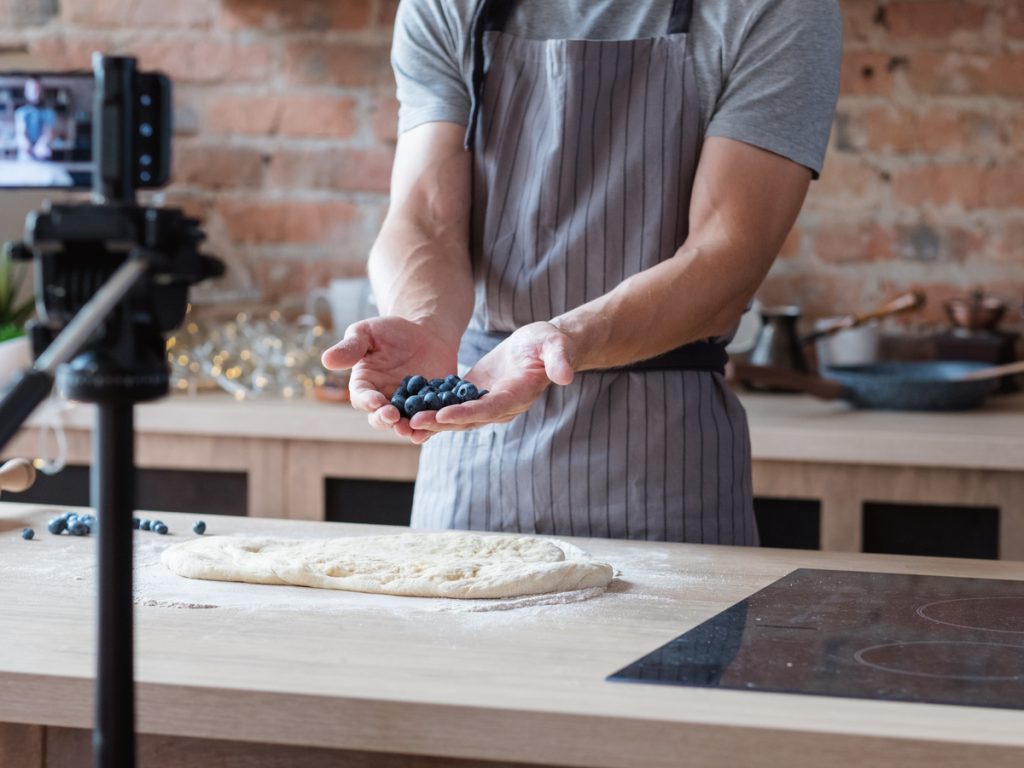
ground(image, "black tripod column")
xmin=92 ymin=400 xmax=136 ymax=768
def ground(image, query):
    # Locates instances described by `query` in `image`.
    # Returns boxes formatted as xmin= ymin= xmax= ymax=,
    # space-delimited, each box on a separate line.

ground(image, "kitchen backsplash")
xmin=1 ymin=0 xmax=1021 ymax=328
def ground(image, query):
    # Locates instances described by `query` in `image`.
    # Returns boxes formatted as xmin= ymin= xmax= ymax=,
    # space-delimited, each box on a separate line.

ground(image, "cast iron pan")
xmin=734 ymin=361 xmax=1024 ymax=412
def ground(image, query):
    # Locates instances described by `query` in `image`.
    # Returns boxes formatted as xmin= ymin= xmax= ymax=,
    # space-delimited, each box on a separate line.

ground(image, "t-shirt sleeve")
xmin=705 ymin=0 xmax=842 ymax=178
xmin=392 ymin=0 xmax=471 ymax=135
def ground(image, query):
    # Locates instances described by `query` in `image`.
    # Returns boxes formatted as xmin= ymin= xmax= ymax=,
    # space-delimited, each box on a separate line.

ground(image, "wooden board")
xmin=3 ymin=503 xmax=1024 ymax=768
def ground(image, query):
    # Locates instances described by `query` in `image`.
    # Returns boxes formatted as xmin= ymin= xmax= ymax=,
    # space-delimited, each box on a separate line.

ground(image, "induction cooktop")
xmin=609 ymin=569 xmax=1024 ymax=710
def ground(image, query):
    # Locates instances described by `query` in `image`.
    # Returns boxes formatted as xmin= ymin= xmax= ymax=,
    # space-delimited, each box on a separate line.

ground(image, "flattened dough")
xmin=161 ymin=532 xmax=614 ymax=599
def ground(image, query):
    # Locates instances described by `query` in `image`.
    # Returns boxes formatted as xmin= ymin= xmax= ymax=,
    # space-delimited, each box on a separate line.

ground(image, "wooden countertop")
xmin=24 ymin=389 xmax=1024 ymax=471
xmin=3 ymin=503 xmax=1024 ymax=767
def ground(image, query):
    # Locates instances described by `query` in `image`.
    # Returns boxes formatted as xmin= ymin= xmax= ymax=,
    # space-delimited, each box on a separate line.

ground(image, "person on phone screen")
xmin=15 ymin=78 xmax=56 ymax=161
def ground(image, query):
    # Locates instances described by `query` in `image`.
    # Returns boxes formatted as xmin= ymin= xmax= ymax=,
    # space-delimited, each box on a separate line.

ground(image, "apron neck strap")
xmin=465 ymin=0 xmax=697 ymax=149
xmin=466 ymin=0 xmax=517 ymax=150
xmin=668 ymin=0 xmax=695 ymax=35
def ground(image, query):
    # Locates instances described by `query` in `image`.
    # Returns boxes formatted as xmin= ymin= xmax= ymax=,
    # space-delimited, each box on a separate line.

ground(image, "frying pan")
xmin=733 ymin=360 xmax=1024 ymax=412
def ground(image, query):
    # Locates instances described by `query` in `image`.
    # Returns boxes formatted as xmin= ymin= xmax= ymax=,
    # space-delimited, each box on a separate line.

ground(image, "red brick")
xmin=219 ymin=0 xmax=372 ymax=31
xmin=371 ymin=95 xmax=400 ymax=143
xmin=283 ymin=41 xmax=395 ymax=88
xmin=886 ymin=2 xmax=987 ymax=40
xmin=841 ymin=0 xmax=887 ymax=44
xmin=908 ymin=52 xmax=1024 ymax=98
xmin=27 ymin=33 xmax=113 ymax=69
xmin=206 ymin=94 xmax=282 ymax=135
xmin=1004 ymin=4 xmax=1024 ymax=38
xmin=216 ymin=198 xmax=360 ymax=244
xmin=255 ymin=257 xmax=367 ymax=301
xmin=813 ymin=220 xmax=893 ymax=264
xmin=757 ymin=274 xmax=869 ymax=319
xmin=61 ymin=0 xmax=214 ymax=28
xmin=839 ymin=52 xmax=896 ymax=96
xmin=267 ymin=148 xmax=394 ymax=194
xmin=376 ymin=0 xmax=401 ymax=28
xmin=982 ymin=163 xmax=1024 ymax=209
xmin=893 ymin=221 xmax=985 ymax=263
xmin=172 ymin=143 xmax=265 ymax=189
xmin=852 ymin=105 xmax=1002 ymax=155
xmin=994 ymin=220 xmax=1024 ymax=263
xmin=278 ymin=95 xmax=359 ymax=139
xmin=160 ymin=192 xmax=213 ymax=224
xmin=810 ymin=156 xmax=889 ymax=205
xmin=207 ymin=93 xmax=359 ymax=138
xmin=135 ymin=37 xmax=273 ymax=84
xmin=859 ymin=106 xmax=918 ymax=153
xmin=891 ymin=165 xmax=985 ymax=209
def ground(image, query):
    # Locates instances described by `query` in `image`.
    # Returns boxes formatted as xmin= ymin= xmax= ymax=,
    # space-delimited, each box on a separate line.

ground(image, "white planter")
xmin=0 ymin=335 xmax=31 ymax=386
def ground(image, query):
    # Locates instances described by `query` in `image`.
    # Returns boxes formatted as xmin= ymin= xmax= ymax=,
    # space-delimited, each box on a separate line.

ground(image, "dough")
xmin=161 ymin=532 xmax=614 ymax=599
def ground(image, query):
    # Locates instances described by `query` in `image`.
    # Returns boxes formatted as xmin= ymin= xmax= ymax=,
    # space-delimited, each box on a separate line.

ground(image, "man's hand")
xmin=410 ymin=322 xmax=575 ymax=433
xmin=322 ymin=317 xmax=458 ymax=444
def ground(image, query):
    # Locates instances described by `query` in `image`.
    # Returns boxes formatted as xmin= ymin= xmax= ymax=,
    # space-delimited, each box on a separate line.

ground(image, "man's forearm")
xmin=368 ymin=219 xmax=474 ymax=350
xmin=550 ymin=236 xmax=769 ymax=372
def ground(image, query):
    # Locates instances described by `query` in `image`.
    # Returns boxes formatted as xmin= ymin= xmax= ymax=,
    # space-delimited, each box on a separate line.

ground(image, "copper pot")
xmin=945 ymin=290 xmax=1006 ymax=331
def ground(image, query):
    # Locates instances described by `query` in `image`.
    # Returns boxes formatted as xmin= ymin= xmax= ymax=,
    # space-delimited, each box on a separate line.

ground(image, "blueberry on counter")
xmin=153 ymin=523 xmax=169 ymax=535
xmin=192 ymin=520 xmax=207 ymax=535
xmin=406 ymin=375 xmax=427 ymax=394
xmin=139 ymin=519 xmax=151 ymax=531
xmin=132 ymin=517 xmax=141 ymax=529
xmin=404 ymin=395 xmax=427 ymax=417
xmin=21 ymin=528 xmax=34 ymax=540
xmin=67 ymin=520 xmax=88 ymax=536
xmin=48 ymin=517 xmax=67 ymax=535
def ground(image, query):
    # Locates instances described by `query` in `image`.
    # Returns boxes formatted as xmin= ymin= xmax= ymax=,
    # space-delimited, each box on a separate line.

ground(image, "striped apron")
xmin=410 ymin=0 xmax=758 ymax=545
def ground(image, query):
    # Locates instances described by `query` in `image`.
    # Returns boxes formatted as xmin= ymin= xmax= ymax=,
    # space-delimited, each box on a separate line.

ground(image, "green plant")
xmin=0 ymin=241 xmax=34 ymax=342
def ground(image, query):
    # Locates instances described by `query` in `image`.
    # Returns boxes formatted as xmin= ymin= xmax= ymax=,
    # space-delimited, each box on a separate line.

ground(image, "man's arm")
xmin=368 ymin=121 xmax=474 ymax=350
xmin=322 ymin=121 xmax=474 ymax=442
xmin=551 ymin=136 xmax=810 ymax=371
xmin=419 ymin=137 xmax=810 ymax=430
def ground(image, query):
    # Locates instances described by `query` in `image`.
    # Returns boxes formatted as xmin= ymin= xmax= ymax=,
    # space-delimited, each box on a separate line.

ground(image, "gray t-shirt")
xmin=392 ymin=0 xmax=842 ymax=176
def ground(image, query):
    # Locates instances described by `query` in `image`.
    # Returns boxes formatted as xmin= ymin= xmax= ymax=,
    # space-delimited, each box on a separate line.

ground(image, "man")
xmin=14 ymin=78 xmax=56 ymax=161
xmin=324 ymin=0 xmax=842 ymax=544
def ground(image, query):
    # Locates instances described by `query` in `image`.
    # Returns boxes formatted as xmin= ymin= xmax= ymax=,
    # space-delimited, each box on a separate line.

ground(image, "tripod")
xmin=0 ymin=55 xmax=222 ymax=768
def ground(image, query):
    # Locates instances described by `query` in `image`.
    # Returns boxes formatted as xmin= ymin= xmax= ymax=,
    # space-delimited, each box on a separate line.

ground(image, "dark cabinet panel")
xmin=324 ymin=478 xmax=415 ymax=527
xmin=863 ymin=502 xmax=998 ymax=560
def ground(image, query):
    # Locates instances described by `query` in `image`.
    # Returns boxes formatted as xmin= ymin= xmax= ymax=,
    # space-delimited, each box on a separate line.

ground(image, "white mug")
xmin=306 ymin=278 xmax=377 ymax=335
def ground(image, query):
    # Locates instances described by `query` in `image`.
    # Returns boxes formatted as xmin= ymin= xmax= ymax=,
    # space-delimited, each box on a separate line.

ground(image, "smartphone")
xmin=0 ymin=69 xmax=170 ymax=190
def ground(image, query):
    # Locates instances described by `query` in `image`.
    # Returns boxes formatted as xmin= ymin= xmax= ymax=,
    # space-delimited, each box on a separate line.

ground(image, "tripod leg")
xmin=93 ymin=401 xmax=136 ymax=768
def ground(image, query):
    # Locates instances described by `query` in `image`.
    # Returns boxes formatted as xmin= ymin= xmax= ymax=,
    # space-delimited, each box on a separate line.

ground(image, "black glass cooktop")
xmin=609 ymin=569 xmax=1024 ymax=710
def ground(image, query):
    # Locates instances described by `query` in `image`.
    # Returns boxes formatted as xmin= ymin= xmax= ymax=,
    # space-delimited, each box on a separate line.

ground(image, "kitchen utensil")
xmin=956 ymin=359 xmax=1024 ymax=382
xmin=733 ymin=361 xmax=1002 ymax=411
xmin=0 ymin=457 xmax=35 ymax=494
xmin=813 ymin=318 xmax=880 ymax=367
xmin=945 ymin=290 xmax=1006 ymax=331
xmin=307 ymin=277 xmax=377 ymax=334
xmin=743 ymin=306 xmax=809 ymax=391
xmin=725 ymin=298 xmax=764 ymax=355
xmin=802 ymin=291 xmax=925 ymax=345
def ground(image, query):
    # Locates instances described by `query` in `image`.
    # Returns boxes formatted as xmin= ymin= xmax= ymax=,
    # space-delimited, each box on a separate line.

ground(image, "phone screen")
xmin=0 ymin=72 xmax=94 ymax=189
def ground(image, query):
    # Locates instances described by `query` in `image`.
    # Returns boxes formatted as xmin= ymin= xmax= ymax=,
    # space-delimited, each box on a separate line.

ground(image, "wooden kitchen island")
xmin=7 ymin=390 xmax=1024 ymax=558
xmin=2 ymin=504 xmax=1023 ymax=768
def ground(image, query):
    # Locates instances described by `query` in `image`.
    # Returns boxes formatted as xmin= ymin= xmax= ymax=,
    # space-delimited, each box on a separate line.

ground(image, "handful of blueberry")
xmin=390 ymin=374 xmax=487 ymax=418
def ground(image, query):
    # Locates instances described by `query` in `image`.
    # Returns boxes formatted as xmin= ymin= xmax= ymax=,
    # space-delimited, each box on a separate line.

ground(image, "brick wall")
xmin=3 ymin=0 xmax=1022 ymax=327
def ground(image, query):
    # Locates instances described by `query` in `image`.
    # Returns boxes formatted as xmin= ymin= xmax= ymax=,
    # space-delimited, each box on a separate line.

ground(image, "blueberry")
xmin=423 ymin=392 xmax=443 ymax=410
xmin=152 ymin=520 xmax=165 ymax=530
xmin=48 ymin=517 xmax=67 ymax=535
xmin=21 ymin=528 xmax=34 ymax=540
xmin=404 ymin=395 xmax=427 ymax=417
xmin=67 ymin=520 xmax=88 ymax=536
xmin=139 ymin=519 xmax=151 ymax=531
xmin=154 ymin=523 xmax=169 ymax=535
xmin=444 ymin=374 xmax=460 ymax=386
xmin=438 ymin=382 xmax=453 ymax=393
xmin=478 ymin=389 xmax=489 ymax=398
xmin=406 ymin=375 xmax=427 ymax=394
xmin=192 ymin=520 xmax=207 ymax=535
xmin=455 ymin=382 xmax=479 ymax=402
xmin=429 ymin=378 xmax=445 ymax=388
xmin=440 ymin=391 xmax=459 ymax=408
xmin=131 ymin=517 xmax=140 ymax=529
xmin=400 ymin=375 xmax=413 ymax=390
xmin=391 ymin=393 xmax=407 ymax=412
